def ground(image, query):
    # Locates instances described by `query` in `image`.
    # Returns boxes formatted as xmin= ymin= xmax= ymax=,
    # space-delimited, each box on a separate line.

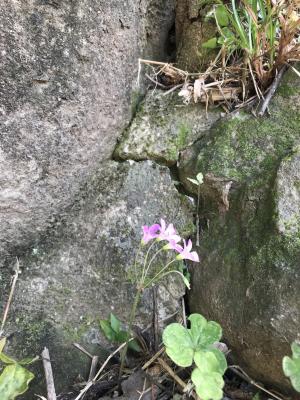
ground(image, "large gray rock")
xmin=179 ymin=70 xmax=300 ymax=396
xmin=114 ymin=91 xmax=220 ymax=166
xmin=6 ymin=160 xmax=193 ymax=396
xmin=0 ymin=0 xmax=175 ymax=261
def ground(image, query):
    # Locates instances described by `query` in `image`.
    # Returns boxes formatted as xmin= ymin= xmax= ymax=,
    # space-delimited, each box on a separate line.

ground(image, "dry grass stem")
xmin=0 ymin=258 xmax=21 ymax=337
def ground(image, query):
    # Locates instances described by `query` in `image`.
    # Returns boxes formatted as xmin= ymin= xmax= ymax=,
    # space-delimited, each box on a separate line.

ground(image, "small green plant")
xmin=187 ymin=173 xmax=204 ymax=246
xmin=203 ymin=0 xmax=300 ymax=87
xmin=163 ymin=313 xmax=227 ymax=400
xmin=0 ymin=338 xmax=36 ymax=400
xmin=104 ymin=219 xmax=199 ymax=378
xmin=100 ymin=313 xmax=141 ymax=352
xmin=187 ymin=172 xmax=204 ymax=187
xmin=283 ymin=341 xmax=300 ymax=393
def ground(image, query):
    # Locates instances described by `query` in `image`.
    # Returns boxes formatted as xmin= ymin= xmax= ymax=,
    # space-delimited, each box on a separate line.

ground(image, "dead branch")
xmin=258 ymin=65 xmax=289 ymax=116
xmin=41 ymin=347 xmax=57 ymax=400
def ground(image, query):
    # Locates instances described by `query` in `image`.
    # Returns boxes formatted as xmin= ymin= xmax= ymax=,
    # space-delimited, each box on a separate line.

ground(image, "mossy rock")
xmin=114 ymin=91 xmax=220 ymax=166
xmin=179 ymin=69 xmax=300 ymax=396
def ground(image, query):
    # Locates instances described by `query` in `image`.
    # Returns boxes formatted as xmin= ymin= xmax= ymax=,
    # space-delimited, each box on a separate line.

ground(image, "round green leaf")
xmin=188 ymin=314 xmax=207 ymax=345
xmin=191 ymin=368 xmax=224 ymax=400
xmin=163 ymin=323 xmax=194 ymax=367
xmin=188 ymin=314 xmax=222 ymax=348
xmin=209 ymin=348 xmax=227 ymax=374
xmin=0 ymin=364 xmax=34 ymax=400
xmin=200 ymin=321 xmax=222 ymax=346
xmin=292 ymin=342 xmax=300 ymax=359
xmin=194 ymin=349 xmax=227 ymax=375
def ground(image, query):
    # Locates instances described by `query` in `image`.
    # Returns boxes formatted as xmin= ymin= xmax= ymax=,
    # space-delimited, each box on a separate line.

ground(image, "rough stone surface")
xmin=175 ymin=0 xmax=218 ymax=71
xmin=6 ymin=160 xmax=193 ymax=396
xmin=114 ymin=91 xmax=220 ymax=165
xmin=179 ymin=70 xmax=300 ymax=396
xmin=0 ymin=0 xmax=175 ymax=262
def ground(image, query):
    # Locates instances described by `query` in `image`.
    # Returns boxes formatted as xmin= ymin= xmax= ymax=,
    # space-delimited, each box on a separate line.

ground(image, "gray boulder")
xmin=0 ymin=0 xmax=175 ymax=261
xmin=114 ymin=91 xmax=220 ymax=166
xmin=6 ymin=160 xmax=193 ymax=396
xmin=179 ymin=70 xmax=300 ymax=396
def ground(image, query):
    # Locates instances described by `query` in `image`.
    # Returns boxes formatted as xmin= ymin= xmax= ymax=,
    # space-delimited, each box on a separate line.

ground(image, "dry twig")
xmin=229 ymin=365 xmax=284 ymax=400
xmin=0 ymin=258 xmax=21 ymax=337
xmin=41 ymin=347 xmax=57 ymax=400
xmin=258 ymin=65 xmax=289 ymax=116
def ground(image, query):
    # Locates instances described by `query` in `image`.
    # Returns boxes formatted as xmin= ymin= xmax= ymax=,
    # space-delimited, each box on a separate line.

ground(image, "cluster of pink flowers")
xmin=141 ymin=219 xmax=199 ymax=262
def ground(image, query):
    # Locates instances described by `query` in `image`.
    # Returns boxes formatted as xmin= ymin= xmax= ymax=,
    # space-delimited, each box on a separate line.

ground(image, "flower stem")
xmin=144 ymin=258 xmax=177 ymax=288
xmin=141 ymin=241 xmax=156 ymax=282
xmin=119 ymin=286 xmax=142 ymax=381
xmin=142 ymin=246 xmax=165 ymax=282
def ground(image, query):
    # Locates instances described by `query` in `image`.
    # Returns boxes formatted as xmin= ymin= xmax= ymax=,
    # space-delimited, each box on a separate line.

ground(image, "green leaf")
xmin=283 ymin=342 xmax=300 ymax=392
xmin=187 ymin=178 xmax=199 ymax=186
xmin=209 ymin=348 xmax=227 ymax=374
xmin=0 ymin=353 xmax=16 ymax=365
xmin=0 ymin=338 xmax=6 ymax=355
xmin=116 ymin=330 xmax=128 ymax=343
xmin=110 ymin=313 xmax=121 ymax=333
xmin=221 ymin=27 xmax=235 ymax=41
xmin=182 ymin=275 xmax=190 ymax=290
xmin=189 ymin=314 xmax=207 ymax=345
xmin=191 ymin=368 xmax=224 ymax=400
xmin=215 ymin=5 xmax=229 ymax=27
xmin=194 ymin=349 xmax=227 ymax=375
xmin=292 ymin=342 xmax=300 ymax=359
xmin=196 ymin=173 xmax=204 ymax=184
xmin=162 ymin=323 xmax=194 ymax=367
xmin=128 ymin=339 xmax=142 ymax=353
xmin=283 ymin=356 xmax=300 ymax=392
xmin=18 ymin=356 xmax=38 ymax=366
xmin=202 ymin=37 xmax=218 ymax=49
xmin=100 ymin=320 xmax=116 ymax=342
xmin=188 ymin=314 xmax=222 ymax=348
xmin=0 ymin=364 xmax=34 ymax=400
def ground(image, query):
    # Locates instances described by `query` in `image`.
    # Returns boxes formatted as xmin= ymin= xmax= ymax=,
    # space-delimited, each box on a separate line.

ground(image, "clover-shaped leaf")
xmin=283 ymin=342 xmax=300 ymax=392
xmin=292 ymin=342 xmax=300 ymax=358
xmin=189 ymin=314 xmax=222 ymax=348
xmin=191 ymin=368 xmax=224 ymax=400
xmin=194 ymin=349 xmax=227 ymax=375
xmin=162 ymin=323 xmax=194 ymax=367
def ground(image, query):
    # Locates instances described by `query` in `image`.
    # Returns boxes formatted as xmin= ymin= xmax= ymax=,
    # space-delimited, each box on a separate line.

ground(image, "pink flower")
xmin=141 ymin=224 xmax=160 ymax=245
xmin=175 ymin=239 xmax=199 ymax=262
xmin=163 ymin=239 xmax=183 ymax=252
xmin=157 ymin=219 xmax=181 ymax=243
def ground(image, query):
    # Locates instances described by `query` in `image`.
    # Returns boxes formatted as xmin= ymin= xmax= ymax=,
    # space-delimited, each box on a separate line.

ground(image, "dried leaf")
xmin=193 ymin=78 xmax=205 ymax=103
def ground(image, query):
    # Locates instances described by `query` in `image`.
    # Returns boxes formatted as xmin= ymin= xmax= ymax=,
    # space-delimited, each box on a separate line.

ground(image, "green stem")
xmin=141 ymin=241 xmax=156 ymax=282
xmin=149 ymin=270 xmax=190 ymax=289
xmin=142 ymin=246 xmax=165 ymax=283
xmin=133 ymin=243 xmax=142 ymax=282
xmin=144 ymin=258 xmax=177 ymax=288
xmin=119 ymin=286 xmax=142 ymax=380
